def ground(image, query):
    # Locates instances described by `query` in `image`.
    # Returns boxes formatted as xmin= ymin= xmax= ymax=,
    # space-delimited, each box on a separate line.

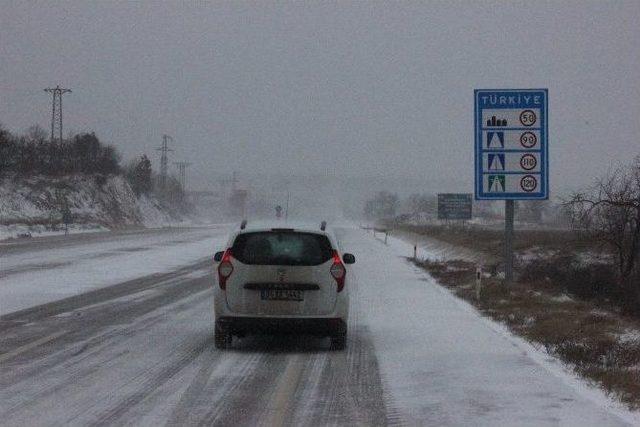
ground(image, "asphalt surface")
xmin=0 ymin=226 xmax=634 ymax=426
xmin=0 ymin=228 xmax=392 ymax=426
xmin=0 ymin=227 xmax=188 ymax=256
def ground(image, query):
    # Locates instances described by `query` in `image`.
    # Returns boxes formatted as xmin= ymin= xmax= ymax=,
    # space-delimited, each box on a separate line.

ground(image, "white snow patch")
xmin=615 ymin=329 xmax=640 ymax=344
xmin=347 ymin=229 xmax=639 ymax=426
xmin=0 ymin=226 xmax=231 ymax=316
xmin=0 ymin=175 xmax=197 ymax=240
xmin=0 ymin=223 xmax=109 ymax=241
xmin=552 ymin=294 xmax=575 ymax=303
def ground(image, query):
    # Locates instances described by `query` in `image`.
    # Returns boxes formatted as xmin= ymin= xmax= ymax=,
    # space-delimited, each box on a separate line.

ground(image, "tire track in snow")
xmin=0 ymin=259 xmax=212 ymax=328
xmin=88 ymin=338 xmax=212 ymax=426
xmin=0 ymin=278 xmax=214 ymax=425
xmin=196 ymin=347 xmax=291 ymax=426
xmin=263 ymin=227 xmax=402 ymax=426
xmin=165 ymin=349 xmax=266 ymax=426
xmin=1 ymin=225 xmax=413 ymax=426
xmin=295 ymin=325 xmax=390 ymax=426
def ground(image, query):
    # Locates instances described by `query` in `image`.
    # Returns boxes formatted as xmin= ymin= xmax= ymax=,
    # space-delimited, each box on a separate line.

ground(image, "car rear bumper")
xmin=217 ymin=316 xmax=347 ymax=336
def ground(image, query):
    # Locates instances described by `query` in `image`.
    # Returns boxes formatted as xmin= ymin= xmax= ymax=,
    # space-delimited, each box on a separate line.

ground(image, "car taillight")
xmin=217 ymin=249 xmax=234 ymax=290
xmin=330 ymin=250 xmax=346 ymax=292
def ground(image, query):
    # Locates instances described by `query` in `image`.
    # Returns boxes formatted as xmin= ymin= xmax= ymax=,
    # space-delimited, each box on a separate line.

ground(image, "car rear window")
xmin=231 ymin=231 xmax=333 ymax=266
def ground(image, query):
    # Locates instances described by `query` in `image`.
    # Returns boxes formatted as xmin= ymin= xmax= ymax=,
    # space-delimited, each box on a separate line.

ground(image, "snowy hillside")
xmin=0 ymin=174 xmax=184 ymax=239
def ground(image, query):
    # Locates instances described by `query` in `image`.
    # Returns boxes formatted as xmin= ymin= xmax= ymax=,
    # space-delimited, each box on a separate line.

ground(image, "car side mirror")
xmin=213 ymin=251 xmax=224 ymax=262
xmin=342 ymin=253 xmax=356 ymax=264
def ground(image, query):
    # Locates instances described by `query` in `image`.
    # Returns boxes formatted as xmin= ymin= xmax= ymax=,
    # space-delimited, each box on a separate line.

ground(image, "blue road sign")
xmin=438 ymin=193 xmax=473 ymax=220
xmin=475 ymin=89 xmax=548 ymax=200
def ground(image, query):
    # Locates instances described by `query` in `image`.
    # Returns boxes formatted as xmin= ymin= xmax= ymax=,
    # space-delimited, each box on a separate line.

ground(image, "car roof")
xmin=225 ymin=221 xmax=337 ymax=246
xmin=241 ymin=220 xmax=327 ymax=233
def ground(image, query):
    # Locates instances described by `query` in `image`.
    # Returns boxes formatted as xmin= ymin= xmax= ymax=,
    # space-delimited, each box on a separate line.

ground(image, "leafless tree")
xmin=406 ymin=193 xmax=436 ymax=216
xmin=364 ymin=191 xmax=399 ymax=220
xmin=568 ymin=156 xmax=640 ymax=312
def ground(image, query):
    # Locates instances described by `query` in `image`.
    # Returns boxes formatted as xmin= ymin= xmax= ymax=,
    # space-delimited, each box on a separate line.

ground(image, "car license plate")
xmin=260 ymin=289 xmax=303 ymax=301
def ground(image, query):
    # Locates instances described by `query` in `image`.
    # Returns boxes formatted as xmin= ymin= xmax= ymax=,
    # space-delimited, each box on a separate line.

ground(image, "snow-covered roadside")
xmin=0 ymin=227 xmax=231 ymax=316
xmin=369 ymin=232 xmax=640 ymax=426
xmin=0 ymin=175 xmax=192 ymax=241
xmin=0 ymin=223 xmax=109 ymax=241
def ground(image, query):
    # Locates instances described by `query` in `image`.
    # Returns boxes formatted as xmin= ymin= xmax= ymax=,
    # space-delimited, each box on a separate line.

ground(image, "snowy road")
xmin=0 ymin=226 xmax=230 ymax=315
xmin=0 ymin=227 xmax=635 ymax=426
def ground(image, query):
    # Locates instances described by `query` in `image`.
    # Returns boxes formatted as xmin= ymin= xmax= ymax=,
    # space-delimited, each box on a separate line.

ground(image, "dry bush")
xmin=519 ymin=254 xmax=620 ymax=302
xmin=412 ymin=256 xmax=640 ymax=409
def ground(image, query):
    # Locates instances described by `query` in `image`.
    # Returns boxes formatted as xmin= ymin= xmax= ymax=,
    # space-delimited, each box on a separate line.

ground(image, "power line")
xmin=44 ymin=85 xmax=72 ymax=143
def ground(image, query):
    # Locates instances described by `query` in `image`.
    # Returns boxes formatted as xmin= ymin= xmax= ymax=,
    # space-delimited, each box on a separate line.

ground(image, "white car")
xmin=212 ymin=222 xmax=354 ymax=350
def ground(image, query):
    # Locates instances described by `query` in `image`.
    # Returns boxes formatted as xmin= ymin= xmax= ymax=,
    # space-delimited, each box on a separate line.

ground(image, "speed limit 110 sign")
xmin=474 ymin=89 xmax=548 ymax=200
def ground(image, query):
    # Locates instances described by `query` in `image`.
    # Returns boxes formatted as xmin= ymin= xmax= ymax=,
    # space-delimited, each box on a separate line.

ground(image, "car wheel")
xmin=330 ymin=331 xmax=346 ymax=351
xmin=215 ymin=322 xmax=232 ymax=349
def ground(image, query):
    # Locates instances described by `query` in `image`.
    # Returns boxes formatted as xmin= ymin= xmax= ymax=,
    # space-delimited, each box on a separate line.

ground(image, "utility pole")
xmin=285 ymin=189 xmax=290 ymax=222
xmin=156 ymin=135 xmax=174 ymax=193
xmin=44 ymin=85 xmax=72 ymax=143
xmin=173 ymin=161 xmax=192 ymax=192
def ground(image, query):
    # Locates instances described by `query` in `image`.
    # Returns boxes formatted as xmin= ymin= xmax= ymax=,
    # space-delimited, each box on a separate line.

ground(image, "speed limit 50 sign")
xmin=474 ymin=89 xmax=548 ymax=200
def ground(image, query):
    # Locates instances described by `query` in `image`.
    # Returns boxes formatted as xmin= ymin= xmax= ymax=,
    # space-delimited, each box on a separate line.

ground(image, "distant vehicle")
xmin=212 ymin=221 xmax=355 ymax=350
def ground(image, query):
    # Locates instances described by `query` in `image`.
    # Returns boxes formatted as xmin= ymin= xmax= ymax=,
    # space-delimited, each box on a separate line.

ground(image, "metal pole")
xmin=59 ymin=93 xmax=63 ymax=142
xmin=157 ymin=135 xmax=173 ymax=194
xmin=475 ymin=265 xmax=482 ymax=300
xmin=50 ymin=92 xmax=55 ymax=142
xmin=285 ymin=190 xmax=290 ymax=222
xmin=173 ymin=161 xmax=191 ymax=192
xmin=504 ymin=199 xmax=515 ymax=284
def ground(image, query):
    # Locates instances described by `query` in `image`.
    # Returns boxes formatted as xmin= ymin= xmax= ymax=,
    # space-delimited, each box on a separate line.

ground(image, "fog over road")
xmin=0 ymin=227 xmax=634 ymax=426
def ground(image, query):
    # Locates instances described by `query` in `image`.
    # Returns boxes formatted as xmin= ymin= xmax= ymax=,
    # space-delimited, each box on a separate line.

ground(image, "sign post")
xmin=475 ymin=264 xmax=482 ymax=301
xmin=474 ymin=89 xmax=548 ymax=284
xmin=437 ymin=193 xmax=473 ymax=221
xmin=504 ymin=199 xmax=515 ymax=283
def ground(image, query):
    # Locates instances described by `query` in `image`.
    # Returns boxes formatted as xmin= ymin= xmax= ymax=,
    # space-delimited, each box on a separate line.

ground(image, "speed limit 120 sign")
xmin=474 ymin=89 xmax=548 ymax=200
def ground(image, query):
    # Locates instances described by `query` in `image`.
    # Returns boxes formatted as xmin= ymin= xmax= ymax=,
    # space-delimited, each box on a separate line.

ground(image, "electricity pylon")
xmin=174 ymin=161 xmax=192 ymax=192
xmin=156 ymin=135 xmax=174 ymax=192
xmin=44 ymin=85 xmax=72 ymax=143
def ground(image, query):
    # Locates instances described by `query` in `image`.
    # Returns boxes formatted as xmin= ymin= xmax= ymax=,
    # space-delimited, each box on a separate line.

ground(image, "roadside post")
xmin=475 ymin=265 xmax=482 ymax=300
xmin=61 ymin=205 xmax=72 ymax=236
xmin=474 ymin=89 xmax=548 ymax=285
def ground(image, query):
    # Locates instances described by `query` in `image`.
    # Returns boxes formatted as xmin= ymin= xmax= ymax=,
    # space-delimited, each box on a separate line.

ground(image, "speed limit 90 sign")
xmin=520 ymin=131 xmax=537 ymax=148
xmin=475 ymin=89 xmax=548 ymax=200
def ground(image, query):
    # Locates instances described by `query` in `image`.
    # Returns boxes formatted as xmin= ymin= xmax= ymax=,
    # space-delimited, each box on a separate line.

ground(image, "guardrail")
xmin=360 ymin=225 xmax=389 ymax=244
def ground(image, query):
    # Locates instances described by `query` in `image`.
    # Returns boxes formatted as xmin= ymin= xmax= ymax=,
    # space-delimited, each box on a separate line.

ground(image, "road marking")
xmin=264 ymin=354 xmax=304 ymax=427
xmin=0 ymin=330 xmax=67 ymax=363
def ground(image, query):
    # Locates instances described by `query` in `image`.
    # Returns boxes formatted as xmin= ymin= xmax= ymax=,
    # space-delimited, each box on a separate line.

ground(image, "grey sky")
xmin=1 ymin=1 xmax=639 ymax=195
